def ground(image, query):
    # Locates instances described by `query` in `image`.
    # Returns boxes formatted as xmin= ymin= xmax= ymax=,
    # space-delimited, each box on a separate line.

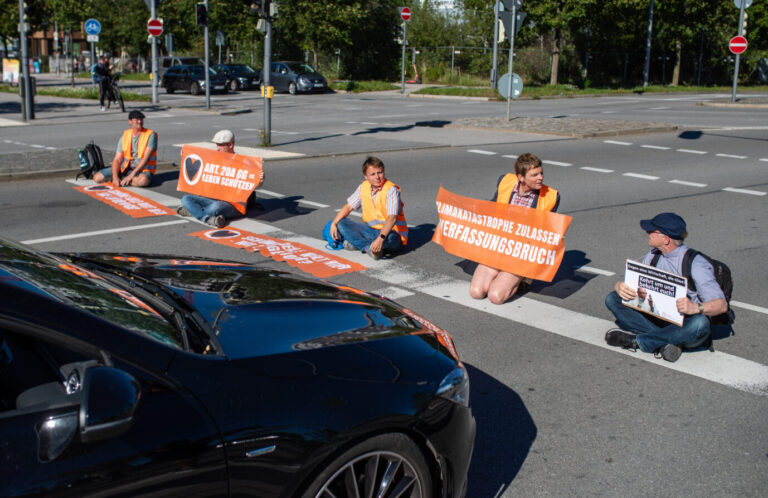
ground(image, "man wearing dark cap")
xmin=93 ymin=110 xmax=157 ymax=187
xmin=604 ymin=213 xmax=728 ymax=362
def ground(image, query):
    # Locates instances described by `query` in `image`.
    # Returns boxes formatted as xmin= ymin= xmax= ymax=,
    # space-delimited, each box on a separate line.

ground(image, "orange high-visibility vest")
xmin=360 ymin=180 xmax=408 ymax=244
xmin=120 ymin=128 xmax=157 ymax=173
xmin=496 ymin=173 xmax=559 ymax=211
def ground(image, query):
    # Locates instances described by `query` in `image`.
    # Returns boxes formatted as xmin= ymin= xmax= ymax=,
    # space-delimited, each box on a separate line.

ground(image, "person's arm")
xmin=368 ymin=214 xmax=397 ymax=254
xmin=120 ymin=133 xmax=156 ymax=186
xmin=676 ymin=297 xmax=728 ymax=316
xmin=330 ymin=204 xmax=353 ymax=240
xmin=614 ymin=281 xmax=638 ymax=301
xmin=110 ymin=151 xmax=123 ymax=185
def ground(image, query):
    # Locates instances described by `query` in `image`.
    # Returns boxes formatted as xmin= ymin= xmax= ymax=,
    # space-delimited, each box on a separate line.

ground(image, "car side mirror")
xmin=79 ymin=366 xmax=140 ymax=443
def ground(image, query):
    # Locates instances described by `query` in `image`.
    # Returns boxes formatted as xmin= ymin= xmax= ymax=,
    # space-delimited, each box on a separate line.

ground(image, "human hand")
xmin=676 ymin=297 xmax=696 ymax=315
xmin=330 ymin=223 xmax=340 ymax=241
xmin=369 ymin=237 xmax=384 ymax=254
xmin=616 ymin=282 xmax=637 ymax=301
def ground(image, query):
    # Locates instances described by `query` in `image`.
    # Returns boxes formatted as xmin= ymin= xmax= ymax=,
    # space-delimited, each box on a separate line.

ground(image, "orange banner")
xmin=432 ymin=187 xmax=572 ymax=282
xmin=178 ymin=145 xmax=262 ymax=204
xmin=75 ymin=184 xmax=175 ymax=218
xmin=189 ymin=228 xmax=366 ymax=278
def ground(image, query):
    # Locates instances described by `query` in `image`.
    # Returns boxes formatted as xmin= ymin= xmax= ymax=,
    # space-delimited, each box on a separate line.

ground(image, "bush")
xmin=512 ymin=48 xmax=550 ymax=85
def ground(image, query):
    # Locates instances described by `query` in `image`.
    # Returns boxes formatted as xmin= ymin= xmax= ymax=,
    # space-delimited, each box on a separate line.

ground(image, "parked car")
xmin=161 ymin=64 xmax=227 ymax=95
xmin=260 ymin=61 xmax=327 ymax=94
xmin=213 ymin=63 xmax=261 ymax=91
xmin=158 ymin=56 xmax=204 ymax=77
xmin=0 ymin=236 xmax=475 ymax=497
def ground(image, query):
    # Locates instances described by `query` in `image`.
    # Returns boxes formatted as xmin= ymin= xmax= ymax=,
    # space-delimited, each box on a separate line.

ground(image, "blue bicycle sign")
xmin=84 ymin=19 xmax=101 ymax=36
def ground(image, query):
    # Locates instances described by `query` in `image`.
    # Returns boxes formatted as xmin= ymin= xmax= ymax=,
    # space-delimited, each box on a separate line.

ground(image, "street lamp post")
xmin=642 ymin=0 xmax=655 ymax=88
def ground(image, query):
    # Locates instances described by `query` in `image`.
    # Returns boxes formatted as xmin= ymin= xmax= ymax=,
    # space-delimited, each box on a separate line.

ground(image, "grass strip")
xmin=0 ymin=83 xmax=152 ymax=102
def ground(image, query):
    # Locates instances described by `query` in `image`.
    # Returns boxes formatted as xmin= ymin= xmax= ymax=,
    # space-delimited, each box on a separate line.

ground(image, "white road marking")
xmin=467 ymin=149 xmax=496 ymax=155
xmin=575 ymin=266 xmax=616 ymax=276
xmin=731 ymin=301 xmax=768 ymax=316
xmin=0 ymin=118 xmax=27 ymax=127
xmin=502 ymin=155 xmax=518 ymax=159
xmin=542 ymin=160 xmax=572 ymax=167
xmin=641 ymin=145 xmax=670 ymax=150
xmin=22 ymin=220 xmax=190 ymax=245
xmin=371 ymin=287 xmax=415 ymax=300
xmin=360 ymin=122 xmax=377 ymax=125
xmin=677 ymin=148 xmax=707 ymax=155
xmin=759 ymin=158 xmax=768 ymax=163
xmin=335 ymin=208 xmax=362 ymax=218
xmin=604 ymin=140 xmax=632 ymax=146
xmin=648 ymin=106 xmax=670 ymax=110
xmin=601 ymin=111 xmax=617 ymax=114
xmin=716 ymin=153 xmax=747 ymax=159
xmin=297 ymin=199 xmax=330 ymax=208
xmin=723 ymin=187 xmax=766 ymax=196
xmin=623 ymin=172 xmax=659 ymax=180
xmin=373 ymin=114 xmax=408 ymax=118
xmin=669 ymin=180 xmax=707 ymax=187
xmin=30 ymin=144 xmax=46 ymax=149
xmin=253 ymin=189 xmax=328 ymax=208
xmin=174 ymin=142 xmax=304 ymax=159
xmin=580 ymin=167 xmax=613 ymax=173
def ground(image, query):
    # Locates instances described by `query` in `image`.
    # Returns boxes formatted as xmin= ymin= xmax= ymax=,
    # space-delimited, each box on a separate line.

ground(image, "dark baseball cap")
xmin=640 ymin=212 xmax=686 ymax=239
xmin=128 ymin=110 xmax=145 ymax=120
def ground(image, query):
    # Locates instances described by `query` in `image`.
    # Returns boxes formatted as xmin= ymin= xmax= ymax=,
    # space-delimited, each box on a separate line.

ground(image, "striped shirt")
xmin=509 ymin=181 xmax=537 ymax=208
xmin=347 ymin=183 xmax=402 ymax=215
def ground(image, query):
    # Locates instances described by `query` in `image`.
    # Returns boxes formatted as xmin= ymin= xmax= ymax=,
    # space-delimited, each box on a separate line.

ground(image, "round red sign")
xmin=400 ymin=7 xmax=411 ymax=21
xmin=729 ymin=35 xmax=747 ymax=55
xmin=147 ymin=18 xmax=163 ymax=37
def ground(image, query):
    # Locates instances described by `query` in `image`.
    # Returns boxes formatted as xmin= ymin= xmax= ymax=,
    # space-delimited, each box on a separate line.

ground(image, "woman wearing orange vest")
xmin=469 ymin=153 xmax=560 ymax=304
xmin=329 ymin=156 xmax=408 ymax=260
xmin=93 ymin=110 xmax=157 ymax=187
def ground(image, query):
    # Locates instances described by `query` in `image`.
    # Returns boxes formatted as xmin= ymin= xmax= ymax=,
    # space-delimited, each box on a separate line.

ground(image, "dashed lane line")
xmin=604 ymin=140 xmax=632 ymax=146
xmin=669 ymin=180 xmax=707 ymax=187
xmin=542 ymin=160 xmax=572 ymax=167
xmin=676 ymin=148 xmax=708 ymax=155
xmin=254 ymin=188 xmax=330 ymax=208
xmin=580 ymin=167 xmax=614 ymax=173
xmin=760 ymin=158 xmax=768 ymax=163
xmin=722 ymin=187 xmax=766 ymax=196
xmin=574 ymin=266 xmax=615 ymax=276
xmin=22 ymin=219 xmax=190 ymax=245
xmin=47 ymin=179 xmax=768 ymax=396
xmin=716 ymin=153 xmax=747 ymax=159
xmin=641 ymin=145 xmax=670 ymax=150
xmin=731 ymin=301 xmax=768 ymax=315
xmin=623 ymin=172 xmax=659 ymax=180
xmin=467 ymin=149 xmax=497 ymax=155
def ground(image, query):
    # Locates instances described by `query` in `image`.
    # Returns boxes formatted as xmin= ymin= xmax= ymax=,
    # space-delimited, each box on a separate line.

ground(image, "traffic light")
xmin=19 ymin=0 xmax=31 ymax=32
xmin=742 ymin=12 xmax=747 ymax=36
xmin=196 ymin=3 xmax=207 ymax=26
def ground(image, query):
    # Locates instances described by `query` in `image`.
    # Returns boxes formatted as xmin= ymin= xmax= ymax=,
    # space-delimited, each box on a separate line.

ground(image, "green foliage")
xmin=329 ymin=80 xmax=400 ymax=92
xmin=0 ymin=82 xmax=151 ymax=101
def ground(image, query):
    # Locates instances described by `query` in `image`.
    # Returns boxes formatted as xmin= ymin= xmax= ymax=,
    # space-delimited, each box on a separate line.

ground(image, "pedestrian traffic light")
xmin=196 ymin=3 xmax=207 ymax=26
xmin=742 ymin=12 xmax=748 ymax=36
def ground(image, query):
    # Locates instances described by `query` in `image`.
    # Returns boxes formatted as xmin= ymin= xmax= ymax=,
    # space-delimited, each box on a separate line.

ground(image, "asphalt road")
xmin=2 ymin=88 xmax=767 ymax=496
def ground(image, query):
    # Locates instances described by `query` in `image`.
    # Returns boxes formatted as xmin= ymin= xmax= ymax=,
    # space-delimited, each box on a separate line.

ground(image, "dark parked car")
xmin=161 ymin=64 xmax=227 ymax=95
xmin=0 ymin=237 xmax=475 ymax=497
xmin=261 ymin=61 xmax=327 ymax=94
xmin=213 ymin=63 xmax=261 ymax=91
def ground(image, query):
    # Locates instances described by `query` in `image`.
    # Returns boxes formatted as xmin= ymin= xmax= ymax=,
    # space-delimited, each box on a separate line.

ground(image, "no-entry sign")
xmin=729 ymin=35 xmax=747 ymax=55
xmin=147 ymin=18 xmax=163 ymax=37
xmin=399 ymin=7 xmax=411 ymax=21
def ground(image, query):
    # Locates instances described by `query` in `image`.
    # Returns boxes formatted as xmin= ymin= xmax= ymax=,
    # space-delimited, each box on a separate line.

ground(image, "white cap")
xmin=212 ymin=129 xmax=234 ymax=144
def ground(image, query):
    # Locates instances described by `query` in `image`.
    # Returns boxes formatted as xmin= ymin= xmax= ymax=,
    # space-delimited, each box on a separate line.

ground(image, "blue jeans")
xmin=336 ymin=218 xmax=403 ymax=253
xmin=181 ymin=195 xmax=239 ymax=223
xmin=605 ymin=291 xmax=710 ymax=352
xmin=97 ymin=166 xmax=153 ymax=182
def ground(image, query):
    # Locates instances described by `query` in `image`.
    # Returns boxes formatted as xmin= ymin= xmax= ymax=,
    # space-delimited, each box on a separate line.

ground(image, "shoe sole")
xmin=662 ymin=345 xmax=682 ymax=362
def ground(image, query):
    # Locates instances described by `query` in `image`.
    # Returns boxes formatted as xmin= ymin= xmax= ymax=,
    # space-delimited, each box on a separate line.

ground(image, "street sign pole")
xmin=731 ymin=0 xmax=747 ymax=102
xmin=18 ymin=0 xmax=33 ymax=120
xmin=90 ymin=41 xmax=95 ymax=90
xmin=204 ymin=0 xmax=210 ymax=108
xmin=263 ymin=0 xmax=273 ymax=146
xmin=505 ymin=2 xmax=516 ymax=120
xmin=150 ymin=1 xmax=158 ymax=104
xmin=491 ymin=0 xmax=499 ymax=89
xmin=401 ymin=20 xmax=407 ymax=94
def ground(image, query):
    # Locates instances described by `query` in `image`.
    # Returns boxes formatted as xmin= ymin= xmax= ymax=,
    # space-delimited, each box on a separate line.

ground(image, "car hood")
xmin=65 ymin=253 xmax=452 ymax=361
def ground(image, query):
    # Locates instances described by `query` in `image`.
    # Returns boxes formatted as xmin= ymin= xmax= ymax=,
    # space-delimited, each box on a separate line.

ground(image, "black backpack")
xmin=651 ymin=248 xmax=735 ymax=349
xmin=76 ymin=141 xmax=105 ymax=180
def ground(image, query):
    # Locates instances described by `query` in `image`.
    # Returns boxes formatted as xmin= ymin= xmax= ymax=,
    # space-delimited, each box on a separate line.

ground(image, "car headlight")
xmin=298 ymin=76 xmax=310 ymax=85
xmin=436 ymin=364 xmax=469 ymax=407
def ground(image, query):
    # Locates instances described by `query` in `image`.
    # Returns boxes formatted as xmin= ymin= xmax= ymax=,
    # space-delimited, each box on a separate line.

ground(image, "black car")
xmin=213 ymin=63 xmax=261 ymax=91
xmin=0 ymin=237 xmax=475 ymax=497
xmin=161 ymin=64 xmax=228 ymax=95
xmin=261 ymin=61 xmax=327 ymax=94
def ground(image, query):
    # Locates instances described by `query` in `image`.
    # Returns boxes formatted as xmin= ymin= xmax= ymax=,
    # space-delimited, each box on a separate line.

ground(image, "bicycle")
xmin=103 ymin=72 xmax=125 ymax=112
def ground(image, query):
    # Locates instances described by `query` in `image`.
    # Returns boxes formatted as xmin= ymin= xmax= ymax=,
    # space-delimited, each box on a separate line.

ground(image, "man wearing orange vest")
xmin=329 ymin=156 xmax=408 ymax=260
xmin=93 ymin=110 xmax=157 ymax=187
xmin=469 ymin=152 xmax=561 ymax=304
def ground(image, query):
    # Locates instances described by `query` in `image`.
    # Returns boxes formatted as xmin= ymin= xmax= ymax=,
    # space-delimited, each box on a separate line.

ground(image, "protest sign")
xmin=178 ymin=145 xmax=262 ymax=208
xmin=190 ymin=228 xmax=366 ymax=278
xmin=432 ymin=187 xmax=571 ymax=281
xmin=75 ymin=184 xmax=175 ymax=218
xmin=623 ymin=260 xmax=687 ymax=325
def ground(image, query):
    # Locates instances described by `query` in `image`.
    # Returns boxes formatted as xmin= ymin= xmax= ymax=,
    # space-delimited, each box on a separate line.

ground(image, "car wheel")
xmin=165 ymin=85 xmax=174 ymax=94
xmin=229 ymin=79 xmax=238 ymax=91
xmin=190 ymin=82 xmax=201 ymax=95
xmin=302 ymin=433 xmax=432 ymax=498
xmin=288 ymin=82 xmax=297 ymax=95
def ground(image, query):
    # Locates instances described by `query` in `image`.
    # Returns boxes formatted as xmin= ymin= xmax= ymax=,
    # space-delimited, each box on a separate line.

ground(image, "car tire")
xmin=301 ymin=433 xmax=432 ymax=498
xmin=288 ymin=82 xmax=297 ymax=95
xmin=190 ymin=82 xmax=201 ymax=95
xmin=165 ymin=85 xmax=174 ymax=94
xmin=229 ymin=79 xmax=239 ymax=91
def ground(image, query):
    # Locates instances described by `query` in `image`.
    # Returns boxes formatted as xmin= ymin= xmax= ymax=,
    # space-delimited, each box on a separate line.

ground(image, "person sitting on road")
xmin=177 ymin=130 xmax=265 ymax=228
xmin=329 ymin=156 xmax=408 ymax=260
xmin=604 ymin=212 xmax=728 ymax=362
xmin=469 ymin=152 xmax=561 ymax=304
xmin=93 ymin=110 xmax=157 ymax=188
xmin=91 ymin=55 xmax=111 ymax=112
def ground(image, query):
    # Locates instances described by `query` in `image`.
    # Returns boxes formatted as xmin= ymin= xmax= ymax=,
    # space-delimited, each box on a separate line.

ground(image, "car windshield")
xmin=286 ymin=62 xmax=315 ymax=73
xmin=230 ymin=64 xmax=256 ymax=74
xmin=0 ymin=239 xmax=183 ymax=349
xmin=190 ymin=66 xmax=217 ymax=76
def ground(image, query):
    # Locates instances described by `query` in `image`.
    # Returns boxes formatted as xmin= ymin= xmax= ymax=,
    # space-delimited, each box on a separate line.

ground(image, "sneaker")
xmin=368 ymin=249 xmax=382 ymax=261
xmin=659 ymin=344 xmax=682 ymax=362
xmin=100 ymin=106 xmax=106 ymax=112
xmin=176 ymin=206 xmax=190 ymax=217
xmin=342 ymin=240 xmax=357 ymax=251
xmin=206 ymin=215 xmax=227 ymax=228
xmin=605 ymin=328 xmax=637 ymax=350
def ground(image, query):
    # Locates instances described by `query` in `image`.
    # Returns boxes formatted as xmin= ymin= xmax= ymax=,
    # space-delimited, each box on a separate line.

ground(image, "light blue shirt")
xmin=641 ymin=244 xmax=725 ymax=303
